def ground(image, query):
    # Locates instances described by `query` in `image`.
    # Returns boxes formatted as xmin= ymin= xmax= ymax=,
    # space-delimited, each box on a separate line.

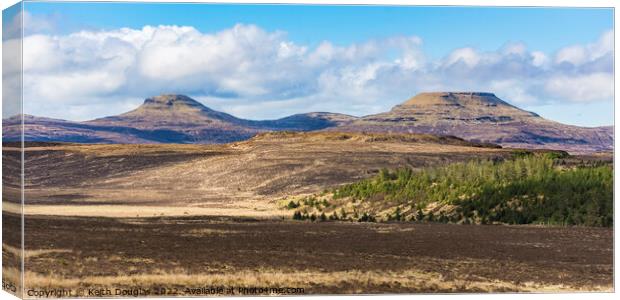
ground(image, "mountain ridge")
xmin=3 ymin=95 xmax=358 ymax=144
xmin=2 ymin=93 xmax=613 ymax=153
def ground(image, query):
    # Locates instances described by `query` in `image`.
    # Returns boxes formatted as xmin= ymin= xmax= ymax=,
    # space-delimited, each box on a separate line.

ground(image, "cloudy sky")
xmin=3 ymin=2 xmax=614 ymax=126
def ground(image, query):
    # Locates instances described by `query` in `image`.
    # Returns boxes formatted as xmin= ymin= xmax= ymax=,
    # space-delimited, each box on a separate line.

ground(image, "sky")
xmin=3 ymin=2 xmax=614 ymax=126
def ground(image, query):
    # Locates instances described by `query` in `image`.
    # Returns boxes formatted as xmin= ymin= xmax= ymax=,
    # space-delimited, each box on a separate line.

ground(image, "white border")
xmin=0 ymin=1 xmax=617 ymax=300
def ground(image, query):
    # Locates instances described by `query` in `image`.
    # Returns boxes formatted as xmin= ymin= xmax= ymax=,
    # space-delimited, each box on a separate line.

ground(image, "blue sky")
xmin=25 ymin=3 xmax=613 ymax=59
xmin=10 ymin=2 xmax=615 ymax=126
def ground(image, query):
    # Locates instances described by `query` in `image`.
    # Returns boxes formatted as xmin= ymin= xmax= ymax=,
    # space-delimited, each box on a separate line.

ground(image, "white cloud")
xmin=489 ymin=80 xmax=538 ymax=105
xmin=2 ymin=8 xmax=24 ymax=119
xmin=22 ymin=35 xmax=65 ymax=72
xmin=530 ymin=51 xmax=549 ymax=68
xmin=554 ymin=29 xmax=613 ymax=67
xmin=7 ymin=17 xmax=613 ymax=122
xmin=555 ymin=45 xmax=588 ymax=65
xmin=444 ymin=47 xmax=480 ymax=68
xmin=544 ymin=73 xmax=614 ymax=103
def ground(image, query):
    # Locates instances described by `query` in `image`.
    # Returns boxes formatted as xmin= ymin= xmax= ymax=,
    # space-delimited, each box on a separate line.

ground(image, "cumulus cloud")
xmin=444 ymin=47 xmax=481 ymax=68
xmin=544 ymin=73 xmax=614 ymax=102
xmin=4 ymin=16 xmax=613 ymax=121
xmin=555 ymin=30 xmax=613 ymax=66
xmin=409 ymin=30 xmax=613 ymax=105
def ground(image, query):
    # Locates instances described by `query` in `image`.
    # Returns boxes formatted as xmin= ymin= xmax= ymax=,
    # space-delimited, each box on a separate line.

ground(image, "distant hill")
xmin=330 ymin=92 xmax=613 ymax=153
xmin=1 ymin=93 xmax=613 ymax=153
xmin=3 ymin=95 xmax=357 ymax=144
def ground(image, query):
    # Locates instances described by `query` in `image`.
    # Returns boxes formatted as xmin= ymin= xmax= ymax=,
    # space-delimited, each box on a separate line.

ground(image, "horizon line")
xmin=3 ymin=92 xmax=614 ymax=129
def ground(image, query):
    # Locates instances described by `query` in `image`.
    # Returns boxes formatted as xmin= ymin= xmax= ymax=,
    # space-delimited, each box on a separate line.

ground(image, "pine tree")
xmin=393 ymin=207 xmax=402 ymax=221
xmin=416 ymin=209 xmax=425 ymax=222
xmin=287 ymin=201 xmax=299 ymax=209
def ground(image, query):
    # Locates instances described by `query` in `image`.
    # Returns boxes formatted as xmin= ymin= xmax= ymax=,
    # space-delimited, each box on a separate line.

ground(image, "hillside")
xmin=331 ymin=92 xmax=613 ymax=153
xmin=4 ymin=131 xmax=513 ymax=217
xmin=2 ymin=114 xmax=160 ymax=143
xmin=287 ymin=153 xmax=613 ymax=226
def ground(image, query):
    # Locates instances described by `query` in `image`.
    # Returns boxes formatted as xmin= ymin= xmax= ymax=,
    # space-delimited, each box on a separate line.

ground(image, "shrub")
xmin=287 ymin=201 xmax=300 ymax=209
xmin=511 ymin=150 xmax=533 ymax=158
xmin=310 ymin=213 xmax=317 ymax=222
xmin=416 ymin=209 xmax=425 ymax=222
xmin=357 ymin=212 xmax=377 ymax=222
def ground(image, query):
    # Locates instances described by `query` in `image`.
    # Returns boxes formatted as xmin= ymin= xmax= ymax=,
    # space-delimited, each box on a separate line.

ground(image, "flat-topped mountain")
xmin=354 ymin=92 xmax=539 ymax=124
xmin=331 ymin=92 xmax=613 ymax=153
xmin=403 ymin=92 xmax=515 ymax=106
xmin=2 ymin=92 xmax=613 ymax=153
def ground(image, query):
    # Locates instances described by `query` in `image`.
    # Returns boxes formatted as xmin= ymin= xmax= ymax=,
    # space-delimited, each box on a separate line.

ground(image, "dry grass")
xmin=2 ymin=267 xmax=22 ymax=292
xmin=3 ymin=243 xmax=72 ymax=259
xmin=5 ymin=202 xmax=287 ymax=218
xmin=10 ymin=267 xmax=611 ymax=294
xmin=368 ymin=225 xmax=416 ymax=234
xmin=23 ymin=143 xmax=225 ymax=157
xmin=13 ymin=133 xmax=513 ymax=220
xmin=180 ymin=228 xmax=244 ymax=237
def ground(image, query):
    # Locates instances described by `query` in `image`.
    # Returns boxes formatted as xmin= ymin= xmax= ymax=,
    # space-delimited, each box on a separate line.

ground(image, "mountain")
xmin=330 ymin=92 xmax=613 ymax=153
xmin=1 ymin=93 xmax=613 ymax=153
xmin=257 ymin=112 xmax=359 ymax=131
xmin=2 ymin=114 xmax=159 ymax=143
xmin=3 ymin=95 xmax=357 ymax=144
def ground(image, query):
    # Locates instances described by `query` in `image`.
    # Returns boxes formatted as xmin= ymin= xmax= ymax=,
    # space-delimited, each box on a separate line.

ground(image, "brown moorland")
xmin=4 ymin=131 xmax=514 ymax=216
xmin=2 ymin=213 xmax=613 ymax=295
xmin=1 ymin=131 xmax=613 ymax=296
